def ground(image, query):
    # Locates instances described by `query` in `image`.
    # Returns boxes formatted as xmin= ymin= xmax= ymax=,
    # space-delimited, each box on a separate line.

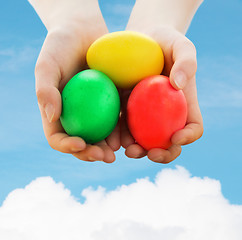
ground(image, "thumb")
xmin=36 ymin=85 xmax=62 ymax=123
xmin=169 ymin=38 xmax=197 ymax=90
xmin=35 ymin=35 xmax=62 ymax=123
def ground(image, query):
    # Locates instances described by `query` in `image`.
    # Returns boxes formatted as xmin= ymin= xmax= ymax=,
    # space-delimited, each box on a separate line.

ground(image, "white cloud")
xmin=0 ymin=166 xmax=242 ymax=240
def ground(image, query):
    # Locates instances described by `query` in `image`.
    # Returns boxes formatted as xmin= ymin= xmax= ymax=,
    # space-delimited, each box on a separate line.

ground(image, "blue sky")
xmin=0 ymin=0 xmax=242 ymax=212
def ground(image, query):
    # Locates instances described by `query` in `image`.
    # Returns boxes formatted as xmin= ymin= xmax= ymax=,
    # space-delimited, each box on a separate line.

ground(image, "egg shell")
xmin=127 ymin=75 xmax=187 ymax=150
xmin=86 ymin=31 xmax=164 ymax=89
xmin=60 ymin=69 xmax=120 ymax=144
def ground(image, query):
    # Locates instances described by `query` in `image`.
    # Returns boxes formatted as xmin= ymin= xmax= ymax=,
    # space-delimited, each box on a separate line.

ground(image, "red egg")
xmin=127 ymin=75 xmax=187 ymax=150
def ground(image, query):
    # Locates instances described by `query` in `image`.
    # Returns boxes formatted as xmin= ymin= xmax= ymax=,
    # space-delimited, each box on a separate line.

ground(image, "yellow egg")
xmin=86 ymin=31 xmax=164 ymax=89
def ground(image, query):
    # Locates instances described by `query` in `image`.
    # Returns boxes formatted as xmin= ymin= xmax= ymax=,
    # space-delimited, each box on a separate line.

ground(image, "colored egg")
xmin=86 ymin=31 xmax=164 ymax=89
xmin=60 ymin=69 xmax=120 ymax=144
xmin=127 ymin=75 xmax=187 ymax=150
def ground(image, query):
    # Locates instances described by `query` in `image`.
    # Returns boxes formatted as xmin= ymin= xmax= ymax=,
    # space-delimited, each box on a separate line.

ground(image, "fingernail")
xmin=88 ymin=157 xmax=101 ymax=161
xmin=174 ymin=71 xmax=186 ymax=89
xmin=153 ymin=156 xmax=165 ymax=163
xmin=45 ymin=103 xmax=55 ymax=123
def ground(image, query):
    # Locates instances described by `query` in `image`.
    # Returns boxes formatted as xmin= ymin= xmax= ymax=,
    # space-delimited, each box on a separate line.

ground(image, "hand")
xmin=35 ymin=1 xmax=120 ymax=163
xmin=121 ymin=25 xmax=203 ymax=163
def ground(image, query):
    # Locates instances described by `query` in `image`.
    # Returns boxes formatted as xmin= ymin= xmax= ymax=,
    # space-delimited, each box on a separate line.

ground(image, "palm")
xmin=36 ymin=19 xmax=123 ymax=163
xmin=119 ymin=27 xmax=203 ymax=163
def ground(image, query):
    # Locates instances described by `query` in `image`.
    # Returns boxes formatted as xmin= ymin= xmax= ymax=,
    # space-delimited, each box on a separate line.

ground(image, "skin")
xmin=122 ymin=0 xmax=204 ymax=163
xmin=35 ymin=0 xmax=119 ymax=163
xmin=35 ymin=0 xmax=203 ymax=164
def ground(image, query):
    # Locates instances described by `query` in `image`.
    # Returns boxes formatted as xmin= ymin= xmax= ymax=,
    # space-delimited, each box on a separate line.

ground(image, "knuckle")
xmin=191 ymin=124 xmax=204 ymax=143
xmin=46 ymin=136 xmax=58 ymax=151
xmin=183 ymin=57 xmax=198 ymax=74
xmin=186 ymin=38 xmax=197 ymax=52
xmin=35 ymin=54 xmax=60 ymax=81
xmin=48 ymin=136 xmax=65 ymax=153
xmin=174 ymin=38 xmax=198 ymax=76
xmin=36 ymin=87 xmax=44 ymax=100
xmin=35 ymin=86 xmax=49 ymax=106
xmin=197 ymin=125 xmax=204 ymax=140
xmin=35 ymin=58 xmax=50 ymax=76
xmin=175 ymin=37 xmax=195 ymax=51
xmin=181 ymin=37 xmax=197 ymax=54
xmin=48 ymin=142 xmax=61 ymax=153
xmin=183 ymin=40 xmax=197 ymax=59
xmin=48 ymin=141 xmax=57 ymax=151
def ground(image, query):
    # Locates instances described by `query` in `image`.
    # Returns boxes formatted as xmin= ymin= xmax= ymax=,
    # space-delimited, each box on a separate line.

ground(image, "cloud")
xmin=0 ymin=74 xmax=43 ymax=151
xmin=0 ymin=166 xmax=242 ymax=240
xmin=0 ymin=48 xmax=15 ymax=57
xmin=196 ymin=55 xmax=242 ymax=128
xmin=0 ymin=45 xmax=38 ymax=72
xmin=198 ymin=55 xmax=242 ymax=108
xmin=0 ymin=43 xmax=43 ymax=151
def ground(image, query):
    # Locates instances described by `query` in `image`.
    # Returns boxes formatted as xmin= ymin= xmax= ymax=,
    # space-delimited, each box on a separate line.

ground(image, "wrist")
xmin=127 ymin=0 xmax=203 ymax=34
xmin=28 ymin=0 xmax=100 ymax=30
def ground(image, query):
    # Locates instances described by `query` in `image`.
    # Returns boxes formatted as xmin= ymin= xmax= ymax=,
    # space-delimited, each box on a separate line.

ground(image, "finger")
xmin=36 ymin=30 xmax=89 ymax=156
xmin=96 ymin=140 xmax=116 ymax=163
xmin=35 ymin=43 xmax=62 ymax=123
xmin=72 ymin=144 xmax=105 ymax=162
xmin=171 ymin=122 xmax=203 ymax=145
xmin=36 ymin=86 xmax=62 ymax=123
xmin=48 ymin=133 xmax=86 ymax=153
xmin=172 ymin=76 xmax=203 ymax=145
xmin=73 ymin=141 xmax=115 ymax=163
xmin=120 ymin=112 xmax=135 ymax=148
xmin=169 ymin=37 xmax=197 ymax=90
xmin=105 ymin=118 xmax=121 ymax=151
xmin=39 ymin=109 xmax=86 ymax=153
xmin=35 ymin=30 xmax=88 ymax=123
xmin=120 ymin=90 xmax=136 ymax=148
xmin=147 ymin=145 xmax=182 ymax=164
xmin=125 ymin=144 xmax=147 ymax=159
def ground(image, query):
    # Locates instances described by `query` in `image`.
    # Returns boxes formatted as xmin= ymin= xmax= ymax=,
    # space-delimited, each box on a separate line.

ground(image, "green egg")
xmin=60 ymin=69 xmax=120 ymax=144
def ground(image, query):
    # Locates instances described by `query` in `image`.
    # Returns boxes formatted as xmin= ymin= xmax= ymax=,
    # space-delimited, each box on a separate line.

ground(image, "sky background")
xmin=0 ymin=0 xmax=242 ymax=237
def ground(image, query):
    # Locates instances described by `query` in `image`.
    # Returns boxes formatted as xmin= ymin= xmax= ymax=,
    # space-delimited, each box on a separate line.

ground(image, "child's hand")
xmin=121 ymin=26 xmax=203 ymax=163
xmin=34 ymin=0 xmax=121 ymax=163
